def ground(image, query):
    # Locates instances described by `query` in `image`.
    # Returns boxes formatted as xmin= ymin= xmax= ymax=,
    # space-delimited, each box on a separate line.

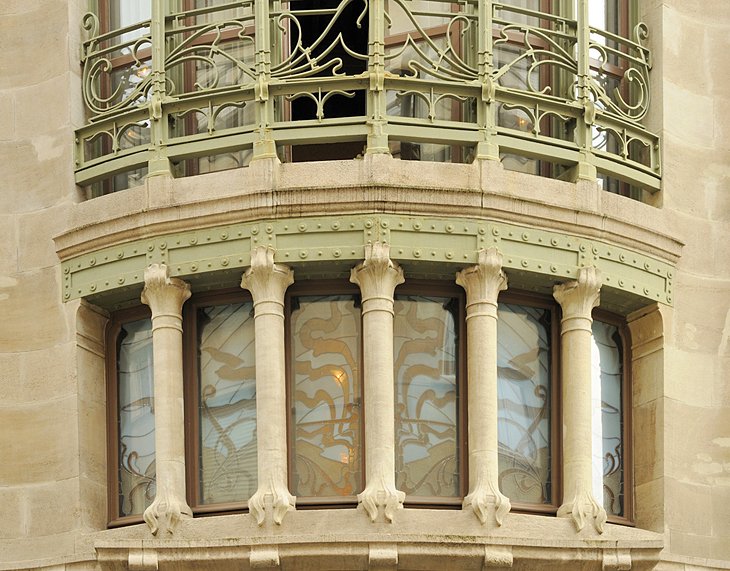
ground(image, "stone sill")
xmin=56 ymin=156 xmax=683 ymax=264
xmin=86 ymin=509 xmax=663 ymax=571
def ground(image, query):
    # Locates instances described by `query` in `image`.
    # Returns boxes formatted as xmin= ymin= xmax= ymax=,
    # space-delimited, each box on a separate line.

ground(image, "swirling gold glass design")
xmin=117 ymin=318 xmax=156 ymax=517
xmin=497 ymin=303 xmax=552 ymax=505
xmin=197 ymin=302 xmax=257 ymax=505
xmin=290 ymin=295 xmax=363 ymax=499
xmin=591 ymin=320 xmax=624 ymax=517
xmin=393 ymin=295 xmax=460 ymax=499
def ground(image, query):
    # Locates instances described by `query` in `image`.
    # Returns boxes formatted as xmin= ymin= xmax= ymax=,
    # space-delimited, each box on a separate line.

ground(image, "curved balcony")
xmin=74 ymin=1 xmax=660 ymax=195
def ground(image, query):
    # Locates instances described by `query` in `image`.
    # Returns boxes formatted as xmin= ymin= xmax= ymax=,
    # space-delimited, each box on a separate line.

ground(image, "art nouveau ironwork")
xmin=76 ymin=0 xmax=660 ymax=193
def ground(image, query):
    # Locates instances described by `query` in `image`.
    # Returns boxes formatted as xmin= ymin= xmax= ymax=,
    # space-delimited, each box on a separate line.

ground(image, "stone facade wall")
xmin=0 ymin=1 xmax=728 ymax=570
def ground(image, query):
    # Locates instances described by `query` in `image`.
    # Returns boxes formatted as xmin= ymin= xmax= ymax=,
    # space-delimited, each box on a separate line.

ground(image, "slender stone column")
xmin=350 ymin=242 xmax=405 ymax=522
xmin=241 ymin=246 xmax=295 ymax=525
xmin=553 ymin=266 xmax=607 ymax=533
xmin=140 ymin=263 xmax=192 ymax=535
xmin=456 ymin=248 xmax=511 ymax=526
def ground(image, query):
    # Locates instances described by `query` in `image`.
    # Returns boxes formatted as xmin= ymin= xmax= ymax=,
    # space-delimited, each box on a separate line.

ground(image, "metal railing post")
xmin=366 ymin=0 xmax=389 ymax=154
xmin=252 ymin=0 xmax=277 ymax=160
xmin=476 ymin=0 xmax=499 ymax=161
xmin=147 ymin=0 xmax=172 ymax=178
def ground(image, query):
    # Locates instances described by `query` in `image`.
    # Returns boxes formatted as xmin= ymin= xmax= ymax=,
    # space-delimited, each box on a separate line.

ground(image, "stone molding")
xmin=457 ymin=249 xmax=511 ymax=526
xmin=554 ymin=267 xmax=608 ymax=534
xmin=140 ymin=263 xmax=193 ymax=535
xmin=350 ymin=242 xmax=406 ymax=522
xmin=241 ymin=246 xmax=296 ymax=526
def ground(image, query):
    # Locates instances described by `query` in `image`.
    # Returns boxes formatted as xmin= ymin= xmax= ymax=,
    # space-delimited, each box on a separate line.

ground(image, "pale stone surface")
xmin=456 ymin=248 xmax=511 ymax=526
xmin=553 ymin=267 xmax=607 ymax=533
xmin=350 ymin=242 xmax=405 ymax=523
xmin=140 ymin=264 xmax=193 ymax=535
xmin=241 ymin=247 xmax=296 ymax=526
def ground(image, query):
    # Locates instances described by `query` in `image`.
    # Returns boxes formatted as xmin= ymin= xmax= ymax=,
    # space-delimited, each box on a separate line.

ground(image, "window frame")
xmin=105 ymin=304 xmax=154 ymax=527
xmin=183 ymin=287 xmax=256 ymax=516
xmin=103 ymin=283 xmax=634 ymax=526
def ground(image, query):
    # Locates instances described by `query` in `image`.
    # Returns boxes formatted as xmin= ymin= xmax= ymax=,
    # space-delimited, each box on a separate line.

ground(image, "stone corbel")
xmin=553 ymin=266 xmax=607 ymax=533
xmin=350 ymin=242 xmax=405 ymax=522
xmin=484 ymin=545 xmax=513 ymax=569
xmin=140 ymin=263 xmax=192 ymax=535
xmin=241 ymin=246 xmax=296 ymax=526
xmin=250 ymin=545 xmax=281 ymax=569
xmin=128 ymin=548 xmax=159 ymax=571
xmin=369 ymin=543 xmax=398 ymax=570
xmin=456 ymin=249 xmax=511 ymax=527
xmin=602 ymin=548 xmax=632 ymax=571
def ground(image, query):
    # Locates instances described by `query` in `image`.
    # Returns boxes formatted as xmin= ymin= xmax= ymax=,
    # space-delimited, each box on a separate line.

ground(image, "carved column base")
xmin=143 ymin=485 xmax=192 ymax=536
xmin=557 ymin=485 xmax=607 ymax=533
xmin=249 ymin=478 xmax=296 ymax=526
xmin=358 ymin=479 xmax=405 ymax=523
xmin=463 ymin=472 xmax=511 ymax=526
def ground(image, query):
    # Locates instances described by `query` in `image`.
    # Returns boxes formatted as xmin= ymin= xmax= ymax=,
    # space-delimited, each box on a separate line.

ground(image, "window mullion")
xmin=456 ymin=248 xmax=511 ymax=525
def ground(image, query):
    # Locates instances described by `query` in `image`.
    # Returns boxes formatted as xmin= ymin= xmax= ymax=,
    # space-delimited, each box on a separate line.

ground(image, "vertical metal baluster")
xmin=366 ymin=0 xmax=389 ymax=154
xmin=253 ymin=0 xmax=277 ymax=160
xmin=571 ymin=0 xmax=597 ymax=181
xmin=476 ymin=0 xmax=499 ymax=160
xmin=148 ymin=0 xmax=172 ymax=177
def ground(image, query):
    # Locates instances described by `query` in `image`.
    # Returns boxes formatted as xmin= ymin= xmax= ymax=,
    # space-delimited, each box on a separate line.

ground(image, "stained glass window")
xmin=497 ymin=303 xmax=552 ymax=505
xmin=394 ymin=295 xmax=461 ymax=500
xmin=117 ymin=318 xmax=155 ymax=517
xmin=196 ymin=302 xmax=257 ymax=505
xmin=290 ymin=294 xmax=363 ymax=500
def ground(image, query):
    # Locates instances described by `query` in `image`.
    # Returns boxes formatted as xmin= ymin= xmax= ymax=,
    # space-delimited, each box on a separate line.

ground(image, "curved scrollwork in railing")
xmin=75 ymin=0 xmax=660 ymax=195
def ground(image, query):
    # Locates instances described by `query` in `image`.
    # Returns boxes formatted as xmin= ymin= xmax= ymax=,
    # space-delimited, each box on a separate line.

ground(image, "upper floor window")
xmin=106 ymin=282 xmax=631 ymax=525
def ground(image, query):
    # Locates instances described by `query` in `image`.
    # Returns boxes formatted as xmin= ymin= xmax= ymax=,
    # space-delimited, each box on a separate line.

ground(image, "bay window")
xmin=106 ymin=279 xmax=630 ymax=525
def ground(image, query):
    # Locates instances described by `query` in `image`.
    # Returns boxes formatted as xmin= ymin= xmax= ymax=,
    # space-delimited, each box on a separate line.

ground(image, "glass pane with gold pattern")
xmin=117 ymin=318 xmax=155 ymax=517
xmin=290 ymin=295 xmax=363 ymax=499
xmin=497 ymin=304 xmax=552 ymax=504
xmin=591 ymin=320 xmax=624 ymax=517
xmin=197 ymin=302 xmax=257 ymax=505
xmin=394 ymin=295 xmax=460 ymax=499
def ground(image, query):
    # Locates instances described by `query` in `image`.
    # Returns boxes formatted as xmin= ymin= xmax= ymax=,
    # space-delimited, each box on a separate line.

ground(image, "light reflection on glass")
xmin=197 ymin=302 xmax=257 ymax=505
xmin=497 ymin=303 xmax=551 ymax=505
xmin=117 ymin=318 xmax=155 ymax=517
xmin=591 ymin=320 xmax=624 ymax=517
xmin=290 ymin=295 xmax=363 ymax=499
xmin=394 ymin=295 xmax=460 ymax=498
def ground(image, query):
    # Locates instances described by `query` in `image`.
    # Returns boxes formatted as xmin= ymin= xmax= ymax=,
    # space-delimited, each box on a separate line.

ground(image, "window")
xmin=106 ymin=282 xmax=630 ymax=524
xmin=107 ymin=309 xmax=155 ymax=525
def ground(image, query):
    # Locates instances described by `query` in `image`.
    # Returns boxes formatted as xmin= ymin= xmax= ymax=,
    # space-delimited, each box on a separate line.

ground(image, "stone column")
xmin=553 ymin=266 xmax=607 ymax=533
xmin=241 ymin=246 xmax=295 ymax=525
xmin=456 ymin=248 xmax=511 ymax=526
xmin=140 ymin=263 xmax=192 ymax=535
xmin=350 ymin=242 xmax=405 ymax=522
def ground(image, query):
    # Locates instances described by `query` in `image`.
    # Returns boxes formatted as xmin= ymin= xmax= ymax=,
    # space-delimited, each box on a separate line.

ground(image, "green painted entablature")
xmin=61 ymin=214 xmax=673 ymax=312
xmin=75 ymin=1 xmax=660 ymax=194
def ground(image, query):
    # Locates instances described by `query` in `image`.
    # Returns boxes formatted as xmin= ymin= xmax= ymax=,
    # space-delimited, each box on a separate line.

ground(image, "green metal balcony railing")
xmin=75 ymin=0 xmax=660 ymax=194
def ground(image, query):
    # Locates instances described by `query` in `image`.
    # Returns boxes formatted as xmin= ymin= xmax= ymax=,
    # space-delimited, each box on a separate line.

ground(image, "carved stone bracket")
xmin=140 ymin=263 xmax=192 ymax=535
xmin=602 ymin=548 xmax=632 ymax=571
xmin=369 ymin=543 xmax=398 ymax=570
xmin=250 ymin=545 xmax=281 ymax=569
xmin=351 ymin=242 xmax=405 ymax=522
xmin=484 ymin=545 xmax=513 ymax=569
xmin=241 ymin=247 xmax=296 ymax=526
xmin=128 ymin=548 xmax=159 ymax=571
xmin=457 ymin=249 xmax=511 ymax=526
xmin=553 ymin=266 xmax=607 ymax=533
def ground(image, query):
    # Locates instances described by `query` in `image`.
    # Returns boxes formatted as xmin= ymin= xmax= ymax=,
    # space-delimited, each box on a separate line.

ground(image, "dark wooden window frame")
xmin=105 ymin=305 xmax=153 ymax=527
xmin=104 ymin=282 xmax=634 ymax=526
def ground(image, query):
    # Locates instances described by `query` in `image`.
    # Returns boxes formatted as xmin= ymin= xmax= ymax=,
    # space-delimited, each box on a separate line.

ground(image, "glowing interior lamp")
xmin=332 ymin=369 xmax=347 ymax=384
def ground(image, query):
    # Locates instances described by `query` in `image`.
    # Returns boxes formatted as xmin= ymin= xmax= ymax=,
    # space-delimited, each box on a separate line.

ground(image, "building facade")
xmin=0 ymin=1 xmax=729 ymax=570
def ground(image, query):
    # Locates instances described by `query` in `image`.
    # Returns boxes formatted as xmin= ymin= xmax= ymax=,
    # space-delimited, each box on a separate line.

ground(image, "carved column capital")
xmin=141 ymin=263 xmax=191 ymax=321
xmin=241 ymin=246 xmax=294 ymax=312
xmin=351 ymin=242 xmax=405 ymax=522
xmin=241 ymin=246 xmax=296 ymax=526
xmin=456 ymin=248 xmax=508 ymax=318
xmin=553 ymin=266 xmax=601 ymax=325
xmin=350 ymin=242 xmax=404 ymax=309
xmin=139 ymin=263 xmax=192 ymax=535
xmin=457 ymin=249 xmax=510 ymax=527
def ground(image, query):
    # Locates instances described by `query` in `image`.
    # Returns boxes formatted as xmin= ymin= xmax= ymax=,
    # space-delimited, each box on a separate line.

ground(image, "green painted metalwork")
xmin=75 ymin=1 xmax=660 ymax=191
xmin=61 ymin=214 xmax=674 ymax=309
